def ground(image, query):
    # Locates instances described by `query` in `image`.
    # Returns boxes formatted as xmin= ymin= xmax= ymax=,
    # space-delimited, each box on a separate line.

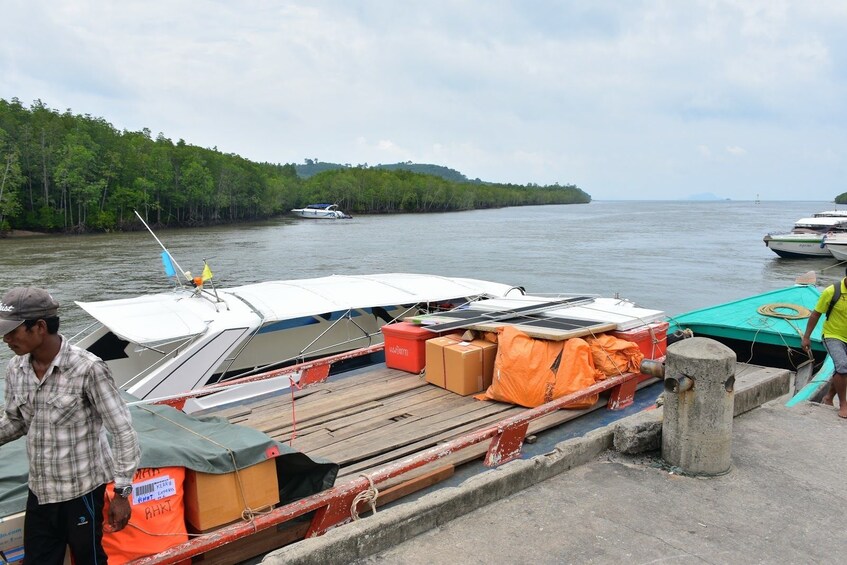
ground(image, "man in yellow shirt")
xmin=802 ymin=275 xmax=847 ymax=419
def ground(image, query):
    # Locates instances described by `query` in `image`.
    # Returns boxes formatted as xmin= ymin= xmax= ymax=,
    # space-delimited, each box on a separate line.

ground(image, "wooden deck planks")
xmin=226 ymin=368 xmax=519 ymax=473
xmin=223 ymin=366 xmax=651 ymax=485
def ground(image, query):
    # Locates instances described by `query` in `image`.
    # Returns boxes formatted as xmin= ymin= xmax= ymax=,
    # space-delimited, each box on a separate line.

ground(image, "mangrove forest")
xmin=0 ymin=98 xmax=590 ymax=233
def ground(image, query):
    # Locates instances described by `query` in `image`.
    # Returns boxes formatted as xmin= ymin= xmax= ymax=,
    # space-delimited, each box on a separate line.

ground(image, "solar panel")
xmin=419 ymin=296 xmax=595 ymax=333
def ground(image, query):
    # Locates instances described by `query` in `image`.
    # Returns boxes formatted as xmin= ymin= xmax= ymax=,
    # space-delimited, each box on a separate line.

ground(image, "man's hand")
xmin=801 ymin=335 xmax=812 ymax=352
xmin=108 ymin=495 xmax=132 ymax=532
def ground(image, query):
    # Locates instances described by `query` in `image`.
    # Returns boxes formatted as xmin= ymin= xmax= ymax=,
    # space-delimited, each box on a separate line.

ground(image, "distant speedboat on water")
xmin=763 ymin=214 xmax=847 ymax=258
xmin=291 ymin=203 xmax=352 ymax=219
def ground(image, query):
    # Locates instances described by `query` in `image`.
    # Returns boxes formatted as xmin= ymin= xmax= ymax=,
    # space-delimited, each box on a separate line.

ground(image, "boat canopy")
xmin=227 ymin=274 xmax=514 ymax=321
xmin=76 ymin=293 xmax=213 ymax=345
xmin=795 ymin=217 xmax=847 ymax=227
xmin=76 ymin=274 xmax=515 ymax=345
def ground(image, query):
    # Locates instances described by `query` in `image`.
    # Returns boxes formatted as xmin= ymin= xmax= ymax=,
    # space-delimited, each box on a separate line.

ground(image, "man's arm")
xmin=802 ymin=310 xmax=822 ymax=351
xmin=87 ymin=359 xmax=141 ymax=531
xmin=0 ymin=367 xmax=28 ymax=446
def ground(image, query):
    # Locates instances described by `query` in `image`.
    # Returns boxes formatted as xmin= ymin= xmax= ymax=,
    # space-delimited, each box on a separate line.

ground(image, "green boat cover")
xmin=668 ymin=285 xmax=824 ymax=351
xmin=668 ymin=284 xmax=834 ymax=405
xmin=0 ymin=386 xmax=338 ymax=518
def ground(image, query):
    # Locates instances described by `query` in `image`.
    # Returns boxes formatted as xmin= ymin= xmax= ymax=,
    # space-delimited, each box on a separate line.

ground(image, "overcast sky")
xmin=3 ymin=1 xmax=846 ymax=200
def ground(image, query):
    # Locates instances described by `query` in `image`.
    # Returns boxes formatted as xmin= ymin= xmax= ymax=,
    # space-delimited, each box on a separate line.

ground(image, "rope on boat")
xmin=756 ymin=302 xmax=811 ymax=320
xmin=351 ymin=474 xmax=379 ymax=520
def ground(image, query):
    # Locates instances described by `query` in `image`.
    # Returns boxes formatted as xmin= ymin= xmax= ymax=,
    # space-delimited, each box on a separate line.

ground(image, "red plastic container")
xmin=381 ymin=322 xmax=443 ymax=373
xmin=610 ymin=321 xmax=669 ymax=360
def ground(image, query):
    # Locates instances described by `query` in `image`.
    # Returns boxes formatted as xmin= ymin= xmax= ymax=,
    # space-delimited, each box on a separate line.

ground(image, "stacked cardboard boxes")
xmin=426 ymin=337 xmax=497 ymax=396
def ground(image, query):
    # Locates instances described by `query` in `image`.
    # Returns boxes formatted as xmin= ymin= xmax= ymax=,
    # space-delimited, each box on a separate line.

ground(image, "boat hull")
xmin=291 ymin=209 xmax=348 ymax=219
xmin=763 ymin=234 xmax=832 ymax=258
xmin=826 ymin=244 xmax=847 ymax=260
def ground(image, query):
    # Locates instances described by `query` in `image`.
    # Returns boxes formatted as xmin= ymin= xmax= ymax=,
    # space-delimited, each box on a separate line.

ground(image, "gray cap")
xmin=0 ymin=287 xmax=60 ymax=335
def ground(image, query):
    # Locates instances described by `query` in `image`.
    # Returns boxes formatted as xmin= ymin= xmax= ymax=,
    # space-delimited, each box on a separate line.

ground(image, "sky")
xmin=2 ymin=1 xmax=846 ymax=201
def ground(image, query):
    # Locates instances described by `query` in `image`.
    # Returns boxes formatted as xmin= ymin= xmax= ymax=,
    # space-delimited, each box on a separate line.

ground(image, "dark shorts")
xmin=824 ymin=338 xmax=847 ymax=375
xmin=23 ymin=484 xmax=107 ymax=565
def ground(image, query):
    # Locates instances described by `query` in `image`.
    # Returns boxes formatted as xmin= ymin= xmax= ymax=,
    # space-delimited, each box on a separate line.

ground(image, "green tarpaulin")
xmin=0 ymin=383 xmax=338 ymax=517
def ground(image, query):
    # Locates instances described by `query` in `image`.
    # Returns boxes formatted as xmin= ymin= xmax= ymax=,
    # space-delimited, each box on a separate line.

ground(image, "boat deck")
xmin=213 ymin=365 xmax=616 ymax=487
xmin=136 ymin=360 xmax=792 ymax=564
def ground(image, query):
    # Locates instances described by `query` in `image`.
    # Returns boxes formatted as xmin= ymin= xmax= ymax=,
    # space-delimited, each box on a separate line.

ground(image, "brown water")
xmin=0 ymin=200 xmax=840 ymax=364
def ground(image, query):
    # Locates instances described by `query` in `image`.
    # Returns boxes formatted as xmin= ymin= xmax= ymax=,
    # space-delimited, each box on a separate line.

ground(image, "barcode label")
xmin=133 ymin=475 xmax=177 ymax=503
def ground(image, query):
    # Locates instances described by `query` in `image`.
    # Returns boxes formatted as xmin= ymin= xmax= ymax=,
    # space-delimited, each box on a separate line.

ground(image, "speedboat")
xmin=291 ymin=203 xmax=351 ymax=219
xmin=73 ymin=274 xmax=524 ymax=401
xmin=72 ymin=272 xmax=670 ymax=407
xmin=763 ymin=215 xmax=847 ymax=258
xmin=823 ymin=231 xmax=847 ymax=260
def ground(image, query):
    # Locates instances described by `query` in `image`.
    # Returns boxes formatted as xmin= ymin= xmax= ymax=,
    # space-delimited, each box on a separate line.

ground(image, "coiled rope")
xmin=351 ymin=474 xmax=379 ymax=520
xmin=756 ymin=303 xmax=811 ymax=320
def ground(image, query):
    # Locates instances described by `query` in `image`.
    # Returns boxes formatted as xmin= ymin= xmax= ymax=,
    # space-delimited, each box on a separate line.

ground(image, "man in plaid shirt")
xmin=0 ymin=287 xmax=140 ymax=564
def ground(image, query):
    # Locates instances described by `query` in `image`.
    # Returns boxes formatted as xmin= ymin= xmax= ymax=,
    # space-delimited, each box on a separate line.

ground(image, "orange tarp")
xmin=102 ymin=467 xmax=189 ymax=565
xmin=586 ymin=334 xmax=645 ymax=376
xmin=479 ymin=326 xmax=603 ymax=409
xmin=478 ymin=326 xmax=643 ymax=409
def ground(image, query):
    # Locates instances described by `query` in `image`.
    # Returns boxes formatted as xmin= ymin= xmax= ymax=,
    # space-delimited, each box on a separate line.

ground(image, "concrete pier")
xmin=662 ymin=337 xmax=736 ymax=475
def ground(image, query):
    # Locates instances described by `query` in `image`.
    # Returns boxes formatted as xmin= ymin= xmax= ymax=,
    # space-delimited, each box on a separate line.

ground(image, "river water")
xmin=0 ymin=200 xmax=842 ymax=363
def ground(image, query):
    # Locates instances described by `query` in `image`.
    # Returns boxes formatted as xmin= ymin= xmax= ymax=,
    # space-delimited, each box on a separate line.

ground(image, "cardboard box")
xmin=184 ymin=458 xmax=280 ymax=531
xmin=444 ymin=339 xmax=497 ymax=395
xmin=0 ymin=511 xmax=24 ymax=563
xmin=0 ymin=512 xmax=70 ymax=563
xmin=425 ymin=334 xmax=464 ymax=387
xmin=382 ymin=322 xmax=439 ymax=373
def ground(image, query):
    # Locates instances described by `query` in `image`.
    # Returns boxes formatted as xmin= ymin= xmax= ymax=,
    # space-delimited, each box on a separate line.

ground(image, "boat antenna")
xmin=133 ymin=209 xmax=190 ymax=287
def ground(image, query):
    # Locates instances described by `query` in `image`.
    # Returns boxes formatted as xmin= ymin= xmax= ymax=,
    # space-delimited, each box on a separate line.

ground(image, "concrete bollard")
xmin=662 ymin=337 xmax=736 ymax=476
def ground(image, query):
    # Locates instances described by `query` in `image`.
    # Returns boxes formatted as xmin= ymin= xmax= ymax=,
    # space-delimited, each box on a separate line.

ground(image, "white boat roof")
xmin=794 ymin=217 xmax=847 ymax=227
xmin=813 ymin=210 xmax=847 ymax=217
xmin=77 ymin=273 xmax=516 ymax=345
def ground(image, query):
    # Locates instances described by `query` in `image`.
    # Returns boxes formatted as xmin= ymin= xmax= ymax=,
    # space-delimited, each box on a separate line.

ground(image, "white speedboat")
xmin=763 ymin=215 xmax=847 ymax=258
xmin=823 ymin=232 xmax=847 ymax=260
xmin=74 ymin=274 xmax=521 ymax=400
xmin=72 ymin=272 xmax=666 ymax=408
xmin=291 ymin=203 xmax=351 ymax=219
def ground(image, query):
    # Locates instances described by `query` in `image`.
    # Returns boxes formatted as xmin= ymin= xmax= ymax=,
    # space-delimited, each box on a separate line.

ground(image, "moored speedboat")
xmin=763 ymin=215 xmax=847 ymax=258
xmin=74 ymin=273 xmax=521 ymax=401
xmin=822 ymin=231 xmax=847 ymax=261
xmin=291 ymin=203 xmax=351 ymax=219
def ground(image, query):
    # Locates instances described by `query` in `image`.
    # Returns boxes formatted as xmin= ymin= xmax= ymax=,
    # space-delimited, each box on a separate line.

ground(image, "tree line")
xmin=0 ymin=98 xmax=590 ymax=233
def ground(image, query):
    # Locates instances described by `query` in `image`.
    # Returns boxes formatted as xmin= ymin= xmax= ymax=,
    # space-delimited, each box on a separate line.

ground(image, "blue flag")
xmin=161 ymin=251 xmax=176 ymax=277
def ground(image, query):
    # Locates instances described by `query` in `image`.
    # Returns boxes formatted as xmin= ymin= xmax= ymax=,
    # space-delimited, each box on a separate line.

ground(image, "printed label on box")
xmin=133 ymin=475 xmax=177 ymax=504
xmin=388 ymin=344 xmax=410 ymax=357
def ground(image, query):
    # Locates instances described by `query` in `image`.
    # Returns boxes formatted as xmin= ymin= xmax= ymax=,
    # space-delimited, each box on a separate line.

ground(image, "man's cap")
xmin=0 ymin=287 xmax=60 ymax=335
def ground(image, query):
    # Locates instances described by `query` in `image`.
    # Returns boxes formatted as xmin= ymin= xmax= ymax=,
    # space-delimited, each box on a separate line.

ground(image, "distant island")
xmin=0 ymin=98 xmax=589 ymax=234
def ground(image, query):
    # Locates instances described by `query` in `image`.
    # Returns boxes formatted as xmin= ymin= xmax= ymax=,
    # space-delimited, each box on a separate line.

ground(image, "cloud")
xmin=2 ymin=0 xmax=847 ymax=200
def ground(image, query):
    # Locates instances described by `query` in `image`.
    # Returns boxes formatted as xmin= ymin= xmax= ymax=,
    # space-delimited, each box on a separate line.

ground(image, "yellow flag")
xmin=201 ymin=263 xmax=213 ymax=282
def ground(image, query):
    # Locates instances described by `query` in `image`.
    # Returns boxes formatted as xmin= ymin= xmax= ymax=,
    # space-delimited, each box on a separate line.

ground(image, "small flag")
xmin=161 ymin=251 xmax=176 ymax=277
xmin=201 ymin=263 xmax=213 ymax=282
